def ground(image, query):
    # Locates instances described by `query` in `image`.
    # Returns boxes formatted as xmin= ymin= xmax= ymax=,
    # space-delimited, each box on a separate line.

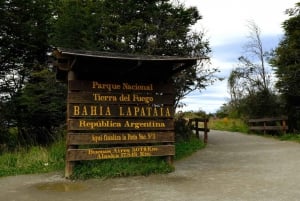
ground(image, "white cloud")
xmin=180 ymin=0 xmax=298 ymax=113
xmin=186 ymin=0 xmax=297 ymax=45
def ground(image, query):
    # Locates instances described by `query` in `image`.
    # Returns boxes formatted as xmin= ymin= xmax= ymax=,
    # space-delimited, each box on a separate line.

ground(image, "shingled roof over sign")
xmin=52 ymin=48 xmax=206 ymax=81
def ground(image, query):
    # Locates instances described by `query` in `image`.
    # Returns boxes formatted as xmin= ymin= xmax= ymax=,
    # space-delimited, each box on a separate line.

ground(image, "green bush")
xmin=174 ymin=117 xmax=194 ymax=141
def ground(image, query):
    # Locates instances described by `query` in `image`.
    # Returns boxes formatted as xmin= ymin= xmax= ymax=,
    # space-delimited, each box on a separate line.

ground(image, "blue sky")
xmin=179 ymin=0 xmax=299 ymax=113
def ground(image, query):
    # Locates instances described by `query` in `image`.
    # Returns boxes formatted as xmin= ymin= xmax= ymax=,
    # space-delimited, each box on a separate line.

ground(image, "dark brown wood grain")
xmin=66 ymin=145 xmax=175 ymax=161
xmin=68 ymin=92 xmax=174 ymax=104
xmin=68 ymin=104 xmax=174 ymax=118
xmin=68 ymin=119 xmax=174 ymax=131
xmin=67 ymin=131 xmax=175 ymax=145
xmin=68 ymin=80 xmax=174 ymax=93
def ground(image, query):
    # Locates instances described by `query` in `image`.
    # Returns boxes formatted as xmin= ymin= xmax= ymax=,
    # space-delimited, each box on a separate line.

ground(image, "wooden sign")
xmin=67 ymin=145 xmax=175 ymax=161
xmin=68 ymin=119 xmax=174 ymax=131
xmin=53 ymin=49 xmax=199 ymax=178
xmin=68 ymin=80 xmax=174 ymax=93
xmin=67 ymin=132 xmax=174 ymax=145
xmin=66 ymin=80 xmax=175 ymax=177
xmin=68 ymin=104 xmax=174 ymax=118
xmin=68 ymin=92 xmax=174 ymax=104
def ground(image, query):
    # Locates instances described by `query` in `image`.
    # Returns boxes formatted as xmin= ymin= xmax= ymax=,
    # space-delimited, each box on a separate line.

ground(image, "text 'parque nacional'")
xmin=92 ymin=81 xmax=153 ymax=91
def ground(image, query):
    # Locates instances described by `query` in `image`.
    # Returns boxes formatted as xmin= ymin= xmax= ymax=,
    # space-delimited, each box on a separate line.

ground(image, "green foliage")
xmin=174 ymin=117 xmax=194 ymax=141
xmin=238 ymin=89 xmax=283 ymax=118
xmin=270 ymin=3 xmax=300 ymax=131
xmin=0 ymin=0 xmax=55 ymax=99
xmin=9 ymin=68 xmax=67 ymax=146
xmin=51 ymin=0 xmax=205 ymax=56
xmin=0 ymin=0 xmax=65 ymax=146
xmin=271 ymin=3 xmax=300 ymax=97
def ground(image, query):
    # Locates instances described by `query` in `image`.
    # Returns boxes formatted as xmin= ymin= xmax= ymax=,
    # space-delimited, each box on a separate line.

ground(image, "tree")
xmin=228 ymin=21 xmax=280 ymax=118
xmin=0 ymin=0 xmax=66 ymax=146
xmin=270 ymin=3 xmax=300 ymax=131
xmin=50 ymin=0 xmax=219 ymax=108
xmin=0 ymin=0 xmax=55 ymax=100
xmin=10 ymin=66 xmax=67 ymax=145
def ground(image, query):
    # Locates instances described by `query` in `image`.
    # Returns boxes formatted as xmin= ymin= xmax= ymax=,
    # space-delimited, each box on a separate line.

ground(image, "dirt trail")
xmin=1 ymin=130 xmax=300 ymax=201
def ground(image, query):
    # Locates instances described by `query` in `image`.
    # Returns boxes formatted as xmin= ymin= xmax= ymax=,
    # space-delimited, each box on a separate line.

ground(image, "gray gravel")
xmin=1 ymin=130 xmax=300 ymax=201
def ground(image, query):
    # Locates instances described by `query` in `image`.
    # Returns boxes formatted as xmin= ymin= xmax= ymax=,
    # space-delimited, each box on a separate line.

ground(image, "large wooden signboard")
xmin=66 ymin=80 xmax=175 ymax=176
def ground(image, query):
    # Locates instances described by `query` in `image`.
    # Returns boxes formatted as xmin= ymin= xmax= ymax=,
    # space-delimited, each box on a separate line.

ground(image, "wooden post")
xmin=65 ymin=70 xmax=76 ymax=178
xmin=165 ymin=155 xmax=174 ymax=166
xmin=282 ymin=119 xmax=287 ymax=134
xmin=195 ymin=119 xmax=200 ymax=139
xmin=203 ymin=119 xmax=208 ymax=144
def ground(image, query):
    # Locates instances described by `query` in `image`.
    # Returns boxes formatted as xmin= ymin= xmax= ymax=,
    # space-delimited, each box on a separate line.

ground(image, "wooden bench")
xmin=248 ymin=116 xmax=288 ymax=134
xmin=188 ymin=118 xmax=210 ymax=143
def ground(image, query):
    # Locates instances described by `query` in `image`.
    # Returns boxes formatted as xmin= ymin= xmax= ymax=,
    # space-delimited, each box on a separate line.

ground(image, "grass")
xmin=278 ymin=133 xmax=300 ymax=142
xmin=0 ymin=140 xmax=65 ymax=177
xmin=209 ymin=117 xmax=249 ymax=133
xmin=71 ymin=157 xmax=173 ymax=179
xmin=0 ymin=137 xmax=205 ymax=179
xmin=208 ymin=117 xmax=300 ymax=143
xmin=175 ymin=137 xmax=205 ymax=160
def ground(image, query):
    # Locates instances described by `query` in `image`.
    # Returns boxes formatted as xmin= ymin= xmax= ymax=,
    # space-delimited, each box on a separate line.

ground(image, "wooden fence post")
xmin=65 ymin=70 xmax=76 ymax=178
xmin=204 ymin=119 xmax=208 ymax=144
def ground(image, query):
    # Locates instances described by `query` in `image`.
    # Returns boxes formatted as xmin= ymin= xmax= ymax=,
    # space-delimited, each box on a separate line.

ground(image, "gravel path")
xmin=1 ymin=130 xmax=300 ymax=201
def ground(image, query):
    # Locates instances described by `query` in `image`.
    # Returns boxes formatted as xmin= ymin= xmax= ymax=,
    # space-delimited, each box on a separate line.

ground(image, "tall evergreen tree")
xmin=0 ymin=0 xmax=54 ymax=99
xmin=0 ymin=0 xmax=66 ymax=146
xmin=270 ymin=2 xmax=300 ymax=131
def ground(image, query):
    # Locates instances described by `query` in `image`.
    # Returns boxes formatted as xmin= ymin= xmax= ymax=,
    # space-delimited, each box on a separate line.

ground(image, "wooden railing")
xmin=248 ymin=116 xmax=288 ymax=134
xmin=188 ymin=118 xmax=210 ymax=143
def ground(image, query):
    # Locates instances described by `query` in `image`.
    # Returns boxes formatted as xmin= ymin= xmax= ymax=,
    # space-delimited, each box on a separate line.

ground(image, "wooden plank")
xmin=68 ymin=104 xmax=174 ymax=118
xmin=68 ymin=80 xmax=174 ymax=93
xmin=189 ymin=118 xmax=209 ymax=122
xmin=67 ymin=132 xmax=175 ymax=145
xmin=249 ymin=126 xmax=288 ymax=131
xmin=68 ymin=119 xmax=174 ymax=131
xmin=66 ymin=145 xmax=175 ymax=161
xmin=248 ymin=117 xmax=288 ymax=123
xmin=68 ymin=92 xmax=174 ymax=104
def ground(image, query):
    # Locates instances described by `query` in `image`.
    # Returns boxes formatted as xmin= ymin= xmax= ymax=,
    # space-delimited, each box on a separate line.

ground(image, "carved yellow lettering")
xmin=92 ymin=81 xmax=99 ymax=89
xmin=82 ymin=106 xmax=88 ymax=116
xmin=105 ymin=107 xmax=111 ymax=116
xmin=140 ymin=107 xmax=146 ymax=116
xmin=165 ymin=108 xmax=171 ymax=117
xmin=91 ymin=105 xmax=97 ymax=115
xmin=153 ymin=107 xmax=158 ymax=116
xmin=126 ymin=107 xmax=132 ymax=116
xmin=73 ymin=105 xmax=80 ymax=115
xmin=134 ymin=107 xmax=140 ymax=116
xmin=119 ymin=106 xmax=124 ymax=116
